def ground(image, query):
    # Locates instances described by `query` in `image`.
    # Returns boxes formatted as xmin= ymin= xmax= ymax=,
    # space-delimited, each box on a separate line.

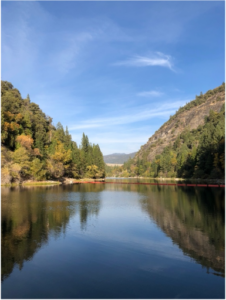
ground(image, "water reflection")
xmin=138 ymin=185 xmax=224 ymax=276
xmin=1 ymin=184 xmax=103 ymax=281
xmin=105 ymin=183 xmax=225 ymax=276
xmin=1 ymin=182 xmax=225 ymax=287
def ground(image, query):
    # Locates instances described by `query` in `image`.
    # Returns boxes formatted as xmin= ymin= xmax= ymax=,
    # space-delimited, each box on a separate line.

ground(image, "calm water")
xmin=1 ymin=179 xmax=225 ymax=299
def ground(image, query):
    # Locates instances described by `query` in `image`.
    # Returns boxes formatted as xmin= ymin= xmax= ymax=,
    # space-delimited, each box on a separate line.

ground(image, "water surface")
xmin=1 ymin=180 xmax=225 ymax=298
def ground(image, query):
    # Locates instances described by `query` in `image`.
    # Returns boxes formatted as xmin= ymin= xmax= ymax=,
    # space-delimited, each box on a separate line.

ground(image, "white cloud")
xmin=69 ymin=100 xmax=186 ymax=130
xmin=48 ymin=32 xmax=94 ymax=75
xmin=137 ymin=90 xmax=164 ymax=97
xmin=114 ymin=52 xmax=174 ymax=70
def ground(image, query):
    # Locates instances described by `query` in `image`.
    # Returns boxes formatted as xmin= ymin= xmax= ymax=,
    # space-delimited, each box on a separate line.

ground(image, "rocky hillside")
xmin=135 ymin=84 xmax=225 ymax=162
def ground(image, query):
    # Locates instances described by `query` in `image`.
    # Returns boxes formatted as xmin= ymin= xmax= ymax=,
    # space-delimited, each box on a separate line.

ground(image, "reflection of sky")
xmin=67 ymin=190 xmax=191 ymax=263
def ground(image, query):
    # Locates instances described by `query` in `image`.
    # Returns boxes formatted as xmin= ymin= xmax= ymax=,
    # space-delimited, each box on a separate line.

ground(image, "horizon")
xmin=2 ymin=1 xmax=225 ymax=155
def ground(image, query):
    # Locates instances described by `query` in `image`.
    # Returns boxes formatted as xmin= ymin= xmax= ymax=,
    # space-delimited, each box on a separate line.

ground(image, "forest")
xmin=107 ymin=103 xmax=225 ymax=179
xmin=1 ymin=81 xmax=105 ymax=184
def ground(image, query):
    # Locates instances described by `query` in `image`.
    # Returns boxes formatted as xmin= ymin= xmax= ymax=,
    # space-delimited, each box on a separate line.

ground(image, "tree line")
xmin=1 ymin=81 xmax=105 ymax=184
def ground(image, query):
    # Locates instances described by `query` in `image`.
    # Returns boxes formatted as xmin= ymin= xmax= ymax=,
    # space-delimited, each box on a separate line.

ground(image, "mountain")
xmin=111 ymin=83 xmax=225 ymax=179
xmin=104 ymin=152 xmax=136 ymax=164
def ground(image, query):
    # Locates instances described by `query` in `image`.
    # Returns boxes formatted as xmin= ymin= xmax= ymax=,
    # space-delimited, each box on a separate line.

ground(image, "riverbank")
xmin=63 ymin=178 xmax=105 ymax=184
xmin=1 ymin=178 xmax=105 ymax=187
xmin=106 ymin=176 xmax=225 ymax=184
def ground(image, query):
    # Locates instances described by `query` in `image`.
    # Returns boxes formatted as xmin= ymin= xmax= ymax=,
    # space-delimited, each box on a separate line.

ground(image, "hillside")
xmin=108 ymin=83 xmax=225 ymax=179
xmin=1 ymin=81 xmax=105 ymax=184
xmin=104 ymin=152 xmax=136 ymax=164
xmin=135 ymin=84 xmax=225 ymax=162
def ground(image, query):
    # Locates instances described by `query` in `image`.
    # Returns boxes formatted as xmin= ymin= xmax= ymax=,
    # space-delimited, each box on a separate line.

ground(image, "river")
xmin=1 ymin=179 xmax=225 ymax=298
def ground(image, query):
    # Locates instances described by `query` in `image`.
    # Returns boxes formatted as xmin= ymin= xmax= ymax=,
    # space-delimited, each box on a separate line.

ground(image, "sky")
xmin=1 ymin=1 xmax=225 ymax=155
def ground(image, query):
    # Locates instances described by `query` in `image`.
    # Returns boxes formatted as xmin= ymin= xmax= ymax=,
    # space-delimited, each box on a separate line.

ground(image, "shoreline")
xmin=1 ymin=177 xmax=224 ymax=187
xmin=1 ymin=178 xmax=106 ymax=187
xmin=106 ymin=176 xmax=225 ymax=184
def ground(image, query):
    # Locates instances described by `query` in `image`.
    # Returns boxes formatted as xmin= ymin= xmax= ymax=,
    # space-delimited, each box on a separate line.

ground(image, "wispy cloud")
xmin=114 ymin=52 xmax=174 ymax=70
xmin=71 ymin=127 xmax=155 ymax=155
xmin=2 ymin=1 xmax=142 ymax=80
xmin=137 ymin=90 xmax=164 ymax=97
xmin=47 ymin=32 xmax=94 ymax=75
xmin=69 ymin=100 xmax=186 ymax=130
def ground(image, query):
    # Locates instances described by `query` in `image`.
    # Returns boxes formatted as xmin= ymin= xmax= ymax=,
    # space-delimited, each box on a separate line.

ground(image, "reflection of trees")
xmin=137 ymin=185 xmax=225 ymax=276
xmin=1 ymin=184 xmax=103 ymax=281
xmin=79 ymin=194 xmax=100 ymax=230
xmin=105 ymin=183 xmax=224 ymax=275
xmin=76 ymin=183 xmax=103 ymax=230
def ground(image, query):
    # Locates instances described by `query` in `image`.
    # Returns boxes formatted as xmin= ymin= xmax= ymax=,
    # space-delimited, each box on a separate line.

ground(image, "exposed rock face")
xmin=135 ymin=90 xmax=225 ymax=162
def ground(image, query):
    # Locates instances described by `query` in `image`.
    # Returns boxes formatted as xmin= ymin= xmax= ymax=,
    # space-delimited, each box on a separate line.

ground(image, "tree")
xmin=64 ymin=126 xmax=72 ymax=149
xmin=86 ymin=165 xmax=99 ymax=178
xmin=12 ymin=147 xmax=31 ymax=179
xmin=1 ymin=111 xmax=8 ymax=143
xmin=16 ymin=135 xmax=34 ymax=151
xmin=51 ymin=141 xmax=72 ymax=164
xmin=30 ymin=158 xmax=46 ymax=180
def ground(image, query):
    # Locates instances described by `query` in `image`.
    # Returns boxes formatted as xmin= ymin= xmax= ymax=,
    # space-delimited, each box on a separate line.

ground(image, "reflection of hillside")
xmin=138 ymin=185 xmax=225 ymax=276
xmin=1 ymin=184 xmax=103 ymax=281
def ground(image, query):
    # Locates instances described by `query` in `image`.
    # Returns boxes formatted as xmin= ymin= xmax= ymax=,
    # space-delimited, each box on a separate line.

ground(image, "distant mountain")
xmin=104 ymin=152 xmax=136 ymax=164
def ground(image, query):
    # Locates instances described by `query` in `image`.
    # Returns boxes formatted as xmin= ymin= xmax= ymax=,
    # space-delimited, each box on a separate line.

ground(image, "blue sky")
xmin=1 ymin=1 xmax=225 ymax=155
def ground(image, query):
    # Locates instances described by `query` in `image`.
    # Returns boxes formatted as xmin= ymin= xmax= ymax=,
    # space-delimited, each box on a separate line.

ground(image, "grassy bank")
xmin=23 ymin=181 xmax=61 ymax=186
xmin=1 ymin=178 xmax=105 ymax=187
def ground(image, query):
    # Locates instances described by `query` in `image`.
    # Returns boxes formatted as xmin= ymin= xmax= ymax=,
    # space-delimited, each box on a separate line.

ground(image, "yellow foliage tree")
xmin=30 ymin=158 xmax=46 ymax=180
xmin=51 ymin=141 xmax=72 ymax=164
xmin=86 ymin=165 xmax=99 ymax=178
xmin=12 ymin=147 xmax=31 ymax=178
xmin=46 ymin=159 xmax=64 ymax=179
xmin=16 ymin=134 xmax=34 ymax=151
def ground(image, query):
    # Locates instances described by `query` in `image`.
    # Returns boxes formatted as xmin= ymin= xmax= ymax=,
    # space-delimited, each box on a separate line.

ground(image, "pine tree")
xmin=0 ymin=108 xmax=5 ymax=144
xmin=64 ymin=126 xmax=72 ymax=149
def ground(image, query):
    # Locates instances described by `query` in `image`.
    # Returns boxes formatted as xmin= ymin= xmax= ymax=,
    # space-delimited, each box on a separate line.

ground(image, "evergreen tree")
xmin=0 ymin=108 xmax=5 ymax=145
